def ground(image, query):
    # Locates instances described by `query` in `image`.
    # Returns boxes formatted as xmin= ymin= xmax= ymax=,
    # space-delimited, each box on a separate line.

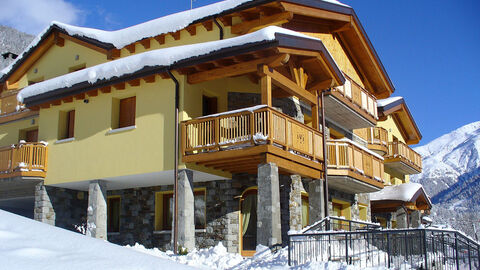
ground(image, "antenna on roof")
xmin=190 ymin=0 xmax=196 ymax=9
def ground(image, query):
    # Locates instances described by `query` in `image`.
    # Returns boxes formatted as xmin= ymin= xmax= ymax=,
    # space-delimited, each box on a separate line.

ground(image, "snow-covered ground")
xmin=0 ymin=209 xmax=384 ymax=269
xmin=0 ymin=210 xmax=192 ymax=270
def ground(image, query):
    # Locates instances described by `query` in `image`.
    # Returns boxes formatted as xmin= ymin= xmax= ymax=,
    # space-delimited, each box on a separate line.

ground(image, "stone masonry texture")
xmin=257 ymin=163 xmax=282 ymax=249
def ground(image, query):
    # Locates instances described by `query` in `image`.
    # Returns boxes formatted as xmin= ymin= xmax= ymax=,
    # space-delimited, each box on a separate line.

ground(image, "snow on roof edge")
xmin=18 ymin=26 xmax=325 ymax=103
xmin=370 ymin=182 xmax=430 ymax=204
xmin=1 ymin=0 xmax=349 ymax=82
xmin=377 ymin=96 xmax=403 ymax=107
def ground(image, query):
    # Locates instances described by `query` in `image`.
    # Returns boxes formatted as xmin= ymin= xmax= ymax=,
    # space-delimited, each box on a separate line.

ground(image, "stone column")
xmin=289 ymin=175 xmax=303 ymax=231
xmin=395 ymin=207 xmax=408 ymax=229
xmin=87 ymin=180 xmax=107 ymax=239
xmin=410 ymin=210 xmax=421 ymax=228
xmin=176 ymin=169 xmax=195 ymax=251
xmin=257 ymin=163 xmax=282 ymax=249
xmin=34 ymin=182 xmax=55 ymax=225
xmin=308 ymin=179 xmax=325 ymax=224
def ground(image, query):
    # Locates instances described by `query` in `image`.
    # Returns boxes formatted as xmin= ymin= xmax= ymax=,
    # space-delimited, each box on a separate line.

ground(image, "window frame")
xmin=107 ymin=195 xmax=121 ymax=233
xmin=155 ymin=188 xmax=206 ymax=231
xmin=118 ymin=96 xmax=136 ymax=128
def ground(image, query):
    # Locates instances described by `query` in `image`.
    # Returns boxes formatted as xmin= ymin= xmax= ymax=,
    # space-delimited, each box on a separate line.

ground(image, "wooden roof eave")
xmin=380 ymin=101 xmax=422 ymax=145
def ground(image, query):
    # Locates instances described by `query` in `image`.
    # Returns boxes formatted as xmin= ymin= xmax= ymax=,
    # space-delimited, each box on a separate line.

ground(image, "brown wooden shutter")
xmin=119 ymin=97 xmax=136 ymax=128
xmin=67 ymin=110 xmax=75 ymax=138
xmin=26 ymin=129 xmax=38 ymax=142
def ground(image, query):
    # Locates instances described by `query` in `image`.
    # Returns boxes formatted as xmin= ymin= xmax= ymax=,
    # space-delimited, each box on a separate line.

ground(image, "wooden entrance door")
xmin=240 ymin=188 xmax=257 ymax=256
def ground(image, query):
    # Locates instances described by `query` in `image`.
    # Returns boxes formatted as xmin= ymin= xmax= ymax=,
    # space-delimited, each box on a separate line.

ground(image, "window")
xmin=58 ymin=110 xmax=75 ymax=139
xmin=202 ymin=95 xmax=217 ymax=116
xmin=19 ymin=128 xmax=38 ymax=142
xmin=113 ymin=96 xmax=136 ymax=129
xmin=301 ymin=193 xmax=309 ymax=228
xmin=155 ymin=188 xmax=206 ymax=231
xmin=107 ymin=196 xmax=121 ymax=233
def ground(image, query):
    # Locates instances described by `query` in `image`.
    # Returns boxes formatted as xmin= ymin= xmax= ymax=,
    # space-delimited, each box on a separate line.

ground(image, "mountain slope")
xmin=0 ymin=25 xmax=34 ymax=69
xmin=411 ymin=121 xmax=480 ymax=197
xmin=410 ymin=121 xmax=480 ymax=238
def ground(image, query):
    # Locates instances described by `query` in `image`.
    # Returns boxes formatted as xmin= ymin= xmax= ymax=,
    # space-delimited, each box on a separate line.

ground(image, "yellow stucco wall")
xmin=0 ymin=116 xmax=38 ymax=146
xmin=301 ymin=32 xmax=365 ymax=89
xmin=39 ymin=79 xmax=177 ymax=185
xmin=18 ymin=39 xmax=108 ymax=89
xmin=377 ymin=115 xmax=410 ymax=185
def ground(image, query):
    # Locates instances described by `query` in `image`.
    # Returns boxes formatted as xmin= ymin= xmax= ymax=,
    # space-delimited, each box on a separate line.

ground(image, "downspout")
xmin=213 ymin=17 xmax=224 ymax=40
xmin=320 ymin=89 xmax=329 ymax=218
xmin=167 ymin=70 xmax=180 ymax=255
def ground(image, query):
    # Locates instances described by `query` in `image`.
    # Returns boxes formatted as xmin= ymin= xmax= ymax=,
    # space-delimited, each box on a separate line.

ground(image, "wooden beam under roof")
xmin=187 ymin=54 xmax=289 ymax=84
xmin=280 ymin=2 xmax=350 ymax=23
xmin=231 ymin=11 xmax=293 ymax=35
xmin=201 ymin=21 xmax=213 ymax=31
xmin=258 ymin=64 xmax=317 ymax=104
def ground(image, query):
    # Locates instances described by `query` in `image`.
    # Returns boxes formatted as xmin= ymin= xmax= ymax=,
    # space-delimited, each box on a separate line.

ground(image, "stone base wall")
xmin=108 ymin=175 xmax=256 ymax=252
xmin=36 ymin=185 xmax=88 ymax=232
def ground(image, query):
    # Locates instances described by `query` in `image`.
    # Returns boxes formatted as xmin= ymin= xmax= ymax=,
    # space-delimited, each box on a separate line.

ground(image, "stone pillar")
xmin=34 ymin=182 xmax=55 ymax=225
xmin=308 ymin=179 xmax=325 ymax=224
xmin=176 ymin=169 xmax=195 ymax=251
xmin=289 ymin=175 xmax=303 ymax=231
xmin=87 ymin=180 xmax=107 ymax=239
xmin=395 ymin=207 xmax=408 ymax=229
xmin=257 ymin=163 xmax=282 ymax=249
xmin=410 ymin=211 xmax=422 ymax=228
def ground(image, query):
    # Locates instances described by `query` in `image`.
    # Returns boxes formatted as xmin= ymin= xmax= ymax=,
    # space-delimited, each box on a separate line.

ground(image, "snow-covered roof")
xmin=1 ymin=0 xmax=348 ymax=79
xmin=377 ymin=96 xmax=403 ymax=107
xmin=18 ymin=26 xmax=328 ymax=103
xmin=370 ymin=183 xmax=430 ymax=204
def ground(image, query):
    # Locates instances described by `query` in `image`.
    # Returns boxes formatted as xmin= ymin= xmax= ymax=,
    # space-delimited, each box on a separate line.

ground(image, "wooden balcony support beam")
xmin=261 ymin=75 xmax=272 ymax=106
xmin=258 ymin=64 xmax=317 ymax=105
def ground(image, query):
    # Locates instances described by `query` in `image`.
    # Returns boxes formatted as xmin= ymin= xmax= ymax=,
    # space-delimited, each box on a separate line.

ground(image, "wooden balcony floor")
xmin=183 ymin=144 xmax=323 ymax=179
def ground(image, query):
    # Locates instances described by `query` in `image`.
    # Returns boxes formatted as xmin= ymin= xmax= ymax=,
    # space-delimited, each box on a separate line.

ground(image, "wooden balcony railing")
xmin=354 ymin=127 xmax=388 ymax=154
xmin=327 ymin=139 xmax=384 ymax=183
xmin=0 ymin=142 xmax=48 ymax=178
xmin=182 ymin=105 xmax=324 ymax=163
xmin=386 ymin=141 xmax=422 ymax=172
xmin=335 ymin=75 xmax=378 ymax=119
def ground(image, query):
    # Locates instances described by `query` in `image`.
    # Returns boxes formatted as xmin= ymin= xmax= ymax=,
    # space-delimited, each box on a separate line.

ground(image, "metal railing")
xmin=303 ymin=216 xmax=381 ymax=232
xmin=288 ymin=228 xmax=480 ymax=269
xmin=0 ymin=142 xmax=48 ymax=177
xmin=386 ymin=141 xmax=422 ymax=172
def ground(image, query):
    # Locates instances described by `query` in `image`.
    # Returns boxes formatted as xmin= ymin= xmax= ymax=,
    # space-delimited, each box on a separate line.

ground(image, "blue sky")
xmin=1 ymin=0 xmax=479 ymax=145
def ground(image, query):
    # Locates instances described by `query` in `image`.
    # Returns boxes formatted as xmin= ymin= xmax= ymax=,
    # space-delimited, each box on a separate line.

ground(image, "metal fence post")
xmin=455 ymin=233 xmax=459 ymax=270
xmin=288 ymin=235 xmax=291 ymax=266
xmin=423 ymin=230 xmax=428 ymax=270
xmin=404 ymin=231 xmax=408 ymax=265
xmin=467 ymin=241 xmax=471 ymax=270
xmin=386 ymin=232 xmax=391 ymax=269
xmin=345 ymin=232 xmax=349 ymax=264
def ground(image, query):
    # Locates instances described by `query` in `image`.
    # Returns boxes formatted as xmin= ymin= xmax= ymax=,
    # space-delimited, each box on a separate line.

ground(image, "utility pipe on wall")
xmin=167 ymin=70 xmax=180 ymax=254
xmin=320 ymin=89 xmax=329 ymax=218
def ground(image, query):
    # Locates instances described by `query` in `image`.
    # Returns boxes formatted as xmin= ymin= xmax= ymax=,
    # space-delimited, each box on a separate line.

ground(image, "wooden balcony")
xmin=385 ymin=141 xmax=422 ymax=174
xmin=327 ymin=139 xmax=384 ymax=193
xmin=354 ymin=127 xmax=388 ymax=155
xmin=181 ymin=106 xmax=324 ymax=179
xmin=325 ymin=75 xmax=378 ymax=130
xmin=0 ymin=142 xmax=48 ymax=179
